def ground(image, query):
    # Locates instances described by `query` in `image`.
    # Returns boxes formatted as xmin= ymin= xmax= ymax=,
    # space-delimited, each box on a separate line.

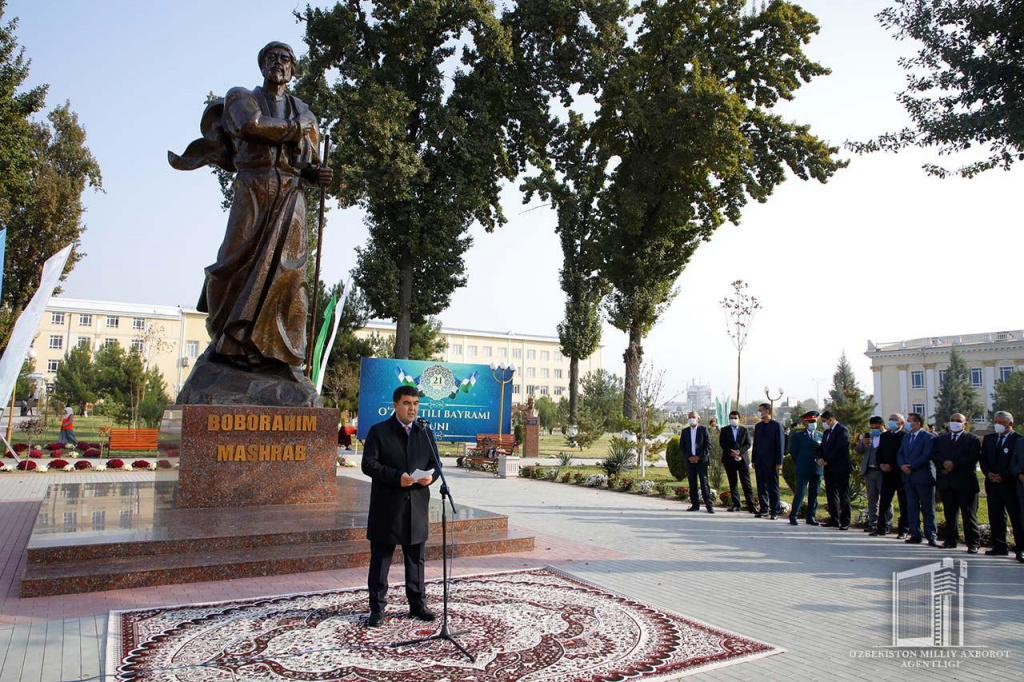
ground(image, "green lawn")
xmin=5 ymin=415 xmax=158 ymax=457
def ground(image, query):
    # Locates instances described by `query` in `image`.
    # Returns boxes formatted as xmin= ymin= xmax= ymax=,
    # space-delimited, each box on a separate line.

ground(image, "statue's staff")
xmin=306 ymin=134 xmax=331 ymax=378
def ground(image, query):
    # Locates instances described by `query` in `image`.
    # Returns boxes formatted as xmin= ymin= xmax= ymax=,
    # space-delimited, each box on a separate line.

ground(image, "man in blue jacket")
xmin=897 ymin=412 xmax=937 ymax=546
xmin=681 ymin=412 xmax=714 ymax=513
xmin=788 ymin=410 xmax=823 ymax=525
xmin=752 ymin=403 xmax=785 ymax=519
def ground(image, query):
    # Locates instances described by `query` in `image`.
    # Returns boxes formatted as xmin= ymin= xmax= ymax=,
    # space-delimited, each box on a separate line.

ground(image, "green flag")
xmin=310 ymin=294 xmax=338 ymax=388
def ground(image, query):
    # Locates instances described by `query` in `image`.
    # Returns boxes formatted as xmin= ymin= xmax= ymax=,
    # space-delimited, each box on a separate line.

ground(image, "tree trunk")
xmin=568 ymin=356 xmax=580 ymax=424
xmin=622 ymin=325 xmax=643 ymax=420
xmin=735 ymin=351 xmax=741 ymax=413
xmin=394 ymin=253 xmax=413 ymax=359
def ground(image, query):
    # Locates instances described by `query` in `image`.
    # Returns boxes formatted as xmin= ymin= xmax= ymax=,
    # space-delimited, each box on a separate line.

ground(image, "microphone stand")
xmin=393 ymin=419 xmax=475 ymax=662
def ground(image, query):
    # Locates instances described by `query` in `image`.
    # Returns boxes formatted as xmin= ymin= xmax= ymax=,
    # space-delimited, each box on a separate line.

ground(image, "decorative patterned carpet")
xmin=106 ymin=567 xmax=782 ymax=681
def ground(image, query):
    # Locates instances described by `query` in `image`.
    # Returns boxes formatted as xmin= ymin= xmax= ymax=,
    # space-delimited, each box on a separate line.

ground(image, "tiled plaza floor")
xmin=1 ymin=464 xmax=1021 ymax=681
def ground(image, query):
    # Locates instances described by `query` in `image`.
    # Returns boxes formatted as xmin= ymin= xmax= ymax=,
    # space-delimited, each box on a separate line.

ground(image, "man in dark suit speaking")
xmin=361 ymin=385 xmax=439 ymax=627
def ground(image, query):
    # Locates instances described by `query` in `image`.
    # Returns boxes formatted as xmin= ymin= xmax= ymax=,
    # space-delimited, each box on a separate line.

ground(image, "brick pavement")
xmin=0 ymin=465 xmax=1021 ymax=681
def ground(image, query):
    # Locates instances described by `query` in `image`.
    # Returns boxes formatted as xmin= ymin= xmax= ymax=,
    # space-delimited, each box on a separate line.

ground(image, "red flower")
xmin=13 ymin=443 xmax=27 ymax=453
xmin=49 ymin=450 xmax=63 ymax=458
xmin=45 ymin=443 xmax=62 ymax=451
xmin=156 ymin=460 xmax=173 ymax=469
xmin=50 ymin=459 xmax=70 ymax=469
xmin=131 ymin=460 xmax=150 ymax=469
xmin=29 ymin=450 xmax=43 ymax=459
xmin=108 ymin=459 xmax=125 ymax=469
xmin=16 ymin=460 xmax=37 ymax=471
xmin=74 ymin=460 xmax=93 ymax=470
xmin=83 ymin=448 xmax=101 ymax=458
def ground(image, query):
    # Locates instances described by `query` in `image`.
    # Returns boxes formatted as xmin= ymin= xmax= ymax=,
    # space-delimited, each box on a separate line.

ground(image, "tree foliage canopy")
xmin=853 ymin=0 xmax=1024 ymax=177
xmin=934 ymin=345 xmax=985 ymax=426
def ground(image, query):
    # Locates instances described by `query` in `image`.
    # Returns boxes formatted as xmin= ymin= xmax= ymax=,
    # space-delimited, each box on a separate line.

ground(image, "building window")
xmin=526 ymin=385 xmax=535 ymax=395
xmin=539 ymin=385 xmax=549 ymax=395
xmin=554 ymin=351 xmax=563 ymax=362
xmin=512 ymin=384 xmax=521 ymax=394
xmin=91 ymin=511 xmax=105 ymax=532
xmin=79 ymin=313 xmax=92 ymax=326
xmin=912 ymin=403 xmax=925 ymax=417
xmin=132 ymin=317 xmax=146 ymax=330
xmin=910 ymin=371 xmax=924 ymax=389
xmin=969 ymin=368 xmax=983 ymax=387
xmin=119 ymin=510 xmax=133 ymax=529
xmin=104 ymin=338 xmax=117 ymax=348
xmin=482 ymin=347 xmax=492 ymax=357
xmin=999 ymin=366 xmax=1015 ymax=382
xmin=554 ymin=386 xmax=564 ymax=396
xmin=51 ymin=312 xmax=65 ymax=325
xmin=541 ymin=368 xmax=549 ymax=378
xmin=554 ymin=369 xmax=563 ymax=379
xmin=540 ymin=350 xmax=550 ymax=361
xmin=497 ymin=348 xmax=507 ymax=358
xmin=452 ymin=344 xmax=463 ymax=355
xmin=48 ymin=334 xmax=63 ymax=350
xmin=76 ymin=337 xmax=90 ymax=349
xmin=467 ymin=346 xmax=477 ymax=356
xmin=938 ymin=369 xmax=947 ymax=387
xmin=186 ymin=340 xmax=200 ymax=358
xmin=527 ymin=350 xmax=536 ymax=360
xmin=47 ymin=359 xmax=60 ymax=373
xmin=512 ymin=349 xmax=522 ymax=359
xmin=105 ymin=315 xmax=119 ymax=328
xmin=130 ymin=339 xmax=145 ymax=353
xmin=526 ymin=368 xmax=536 ymax=378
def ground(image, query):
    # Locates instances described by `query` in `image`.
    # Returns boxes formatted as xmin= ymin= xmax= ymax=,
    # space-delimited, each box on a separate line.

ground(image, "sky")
xmin=6 ymin=0 xmax=1022 ymax=409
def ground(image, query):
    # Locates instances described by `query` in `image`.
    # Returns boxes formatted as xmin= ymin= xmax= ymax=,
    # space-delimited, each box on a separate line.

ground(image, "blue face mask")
xmin=887 ymin=420 xmax=899 ymax=431
xmin=870 ymin=428 xmax=881 ymax=437
xmin=904 ymin=422 xmax=914 ymax=433
xmin=806 ymin=422 xmax=817 ymax=432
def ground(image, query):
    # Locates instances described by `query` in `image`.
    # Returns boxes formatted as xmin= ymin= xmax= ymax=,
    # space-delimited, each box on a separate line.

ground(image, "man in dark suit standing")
xmin=752 ymin=403 xmax=785 ymax=519
xmin=874 ymin=413 xmax=908 ymax=538
xmin=681 ymin=412 xmax=714 ymax=513
xmin=1012 ymin=434 xmax=1024 ymax=563
xmin=932 ymin=413 xmax=981 ymax=553
xmin=897 ymin=412 xmax=938 ymax=546
xmin=361 ymin=385 xmax=439 ymax=626
xmin=719 ymin=410 xmax=755 ymax=512
xmin=817 ymin=410 xmax=851 ymax=529
xmin=983 ymin=411 xmax=1024 ymax=561
xmin=788 ymin=410 xmax=823 ymax=526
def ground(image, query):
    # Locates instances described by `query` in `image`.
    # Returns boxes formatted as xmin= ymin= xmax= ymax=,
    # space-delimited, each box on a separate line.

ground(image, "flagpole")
xmin=306 ymin=135 xmax=331 ymax=378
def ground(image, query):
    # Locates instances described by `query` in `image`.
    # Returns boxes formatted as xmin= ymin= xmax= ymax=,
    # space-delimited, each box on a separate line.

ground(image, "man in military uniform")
xmin=788 ymin=411 xmax=823 ymax=526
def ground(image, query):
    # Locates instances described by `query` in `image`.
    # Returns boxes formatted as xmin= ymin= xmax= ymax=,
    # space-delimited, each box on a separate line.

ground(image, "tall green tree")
xmin=992 ymin=371 xmax=1024 ymax=430
xmin=853 ymin=0 xmax=1024 ymax=177
xmin=579 ymin=369 xmax=624 ymax=430
xmin=826 ymin=353 xmax=874 ymax=436
xmin=0 ymin=3 xmax=102 ymax=347
xmin=595 ymin=0 xmax=844 ymax=417
xmin=368 ymin=318 xmax=447 ymax=361
xmin=934 ymin=345 xmax=985 ymax=426
xmin=52 ymin=345 xmax=96 ymax=410
xmin=297 ymin=0 xmax=527 ymax=359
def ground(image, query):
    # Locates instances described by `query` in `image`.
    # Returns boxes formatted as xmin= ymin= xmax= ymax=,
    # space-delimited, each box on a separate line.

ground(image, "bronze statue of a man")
xmin=169 ymin=41 xmax=332 ymax=406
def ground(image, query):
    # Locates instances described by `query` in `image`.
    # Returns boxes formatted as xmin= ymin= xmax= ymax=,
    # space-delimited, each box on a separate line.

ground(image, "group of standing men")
xmin=679 ymin=404 xmax=1024 ymax=562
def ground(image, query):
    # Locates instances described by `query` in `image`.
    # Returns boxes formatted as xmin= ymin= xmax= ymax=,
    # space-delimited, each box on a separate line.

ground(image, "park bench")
xmin=107 ymin=428 xmax=160 ymax=452
xmin=457 ymin=433 xmax=517 ymax=472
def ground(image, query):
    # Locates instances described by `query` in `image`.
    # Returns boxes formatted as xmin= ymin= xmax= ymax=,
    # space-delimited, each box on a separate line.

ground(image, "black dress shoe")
xmin=869 ymin=530 xmax=881 ymax=536
xmin=1016 ymin=552 xmax=1024 ymax=564
xmin=968 ymin=546 xmax=979 ymax=554
xmin=927 ymin=539 xmax=939 ymax=547
xmin=838 ymin=525 xmax=849 ymax=530
xmin=823 ymin=521 xmax=839 ymax=528
xmin=985 ymin=548 xmax=1009 ymax=556
xmin=769 ymin=514 xmax=777 ymax=520
xmin=726 ymin=507 xmax=736 ymax=512
xmin=706 ymin=508 xmax=716 ymax=514
xmin=905 ymin=537 xmax=923 ymax=544
xmin=863 ymin=527 xmax=873 ymax=532
xmin=942 ymin=542 xmax=958 ymax=549
xmin=367 ymin=610 xmax=385 ymax=627
xmin=896 ymin=532 xmax=908 ymax=540
xmin=806 ymin=519 xmax=820 ymax=526
xmin=754 ymin=512 xmax=763 ymax=518
xmin=409 ymin=605 xmax=436 ymax=621
xmin=789 ymin=517 xmax=798 ymax=526
xmin=687 ymin=506 xmax=700 ymax=511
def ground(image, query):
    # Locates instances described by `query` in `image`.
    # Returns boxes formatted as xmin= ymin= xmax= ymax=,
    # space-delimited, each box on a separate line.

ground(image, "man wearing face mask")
xmin=719 ymin=410 xmax=755 ymax=512
xmin=681 ymin=412 xmax=714 ymax=513
xmin=787 ymin=411 xmax=823 ymax=525
xmin=752 ymin=403 xmax=785 ymax=519
xmin=931 ymin=413 xmax=981 ymax=553
xmin=817 ymin=410 xmax=851 ymax=529
xmin=982 ymin=411 xmax=1024 ymax=561
xmin=897 ymin=412 xmax=938 ymax=546
xmin=874 ymin=413 xmax=909 ymax=538
xmin=855 ymin=416 xmax=890 ymax=533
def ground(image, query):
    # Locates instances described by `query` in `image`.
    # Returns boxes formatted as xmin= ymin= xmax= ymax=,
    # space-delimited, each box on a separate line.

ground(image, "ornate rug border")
xmin=104 ymin=565 xmax=784 ymax=680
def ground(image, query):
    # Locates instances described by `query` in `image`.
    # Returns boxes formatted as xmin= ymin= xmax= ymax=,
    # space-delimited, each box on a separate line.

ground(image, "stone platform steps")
xmin=21 ymin=528 xmax=535 ymax=598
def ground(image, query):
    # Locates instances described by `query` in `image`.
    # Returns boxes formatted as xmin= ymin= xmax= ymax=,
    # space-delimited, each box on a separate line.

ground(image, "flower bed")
xmin=156 ymin=459 xmax=174 ymax=469
xmin=132 ymin=459 xmax=154 ymax=470
xmin=720 ymin=490 xmax=732 ymax=506
xmin=83 ymin=448 xmax=101 ymax=458
xmin=74 ymin=460 xmax=93 ymax=470
xmin=45 ymin=443 xmax=62 ymax=451
xmin=29 ymin=449 xmax=43 ymax=459
xmin=49 ymin=449 xmax=64 ymax=458
xmin=107 ymin=459 xmax=126 ymax=470
xmin=17 ymin=460 xmax=37 ymax=471
xmin=13 ymin=443 xmax=27 ymax=453
xmin=50 ymin=458 xmax=70 ymax=469
xmin=674 ymin=486 xmax=690 ymax=499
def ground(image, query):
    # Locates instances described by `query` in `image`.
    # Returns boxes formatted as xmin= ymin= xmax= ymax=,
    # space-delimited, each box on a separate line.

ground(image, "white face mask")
xmin=823 ymin=421 xmax=833 ymax=430
xmin=688 ymin=418 xmax=698 ymax=426
xmin=728 ymin=418 xmax=739 ymax=427
xmin=757 ymin=411 xmax=766 ymax=420
xmin=994 ymin=423 xmax=1007 ymax=435
xmin=948 ymin=421 xmax=964 ymax=433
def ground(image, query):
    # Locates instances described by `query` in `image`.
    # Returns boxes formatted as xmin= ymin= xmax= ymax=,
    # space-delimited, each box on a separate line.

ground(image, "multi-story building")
xmin=30 ymin=299 xmax=602 ymax=405
xmin=353 ymin=321 xmax=602 ymax=403
xmin=30 ymin=298 xmax=209 ymax=398
xmin=865 ymin=330 xmax=1024 ymax=427
xmin=685 ymin=381 xmax=713 ymax=413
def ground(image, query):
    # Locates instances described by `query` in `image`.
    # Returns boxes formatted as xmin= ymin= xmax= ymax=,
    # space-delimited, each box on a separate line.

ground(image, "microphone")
xmin=416 ymin=417 xmax=431 ymax=427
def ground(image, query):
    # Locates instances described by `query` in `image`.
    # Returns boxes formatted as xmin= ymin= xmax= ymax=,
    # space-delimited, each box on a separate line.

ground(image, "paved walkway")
xmin=0 ymin=464 xmax=1021 ymax=681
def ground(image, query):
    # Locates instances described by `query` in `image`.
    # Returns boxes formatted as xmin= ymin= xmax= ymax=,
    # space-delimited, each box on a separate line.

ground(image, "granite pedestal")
xmin=21 ymin=477 xmax=534 ymax=597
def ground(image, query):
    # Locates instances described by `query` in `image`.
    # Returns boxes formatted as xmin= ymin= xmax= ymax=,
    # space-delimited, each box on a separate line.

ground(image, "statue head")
xmin=258 ymin=41 xmax=297 ymax=86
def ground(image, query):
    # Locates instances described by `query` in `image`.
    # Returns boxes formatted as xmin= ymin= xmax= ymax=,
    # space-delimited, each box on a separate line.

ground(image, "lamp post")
xmin=764 ymin=386 xmax=784 ymax=417
xmin=490 ymin=361 xmax=516 ymax=444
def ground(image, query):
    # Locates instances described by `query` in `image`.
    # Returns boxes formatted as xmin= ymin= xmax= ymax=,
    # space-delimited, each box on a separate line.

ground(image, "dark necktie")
xmin=951 ymin=434 xmax=958 ymax=446
xmin=999 ymin=435 xmax=1006 ymax=450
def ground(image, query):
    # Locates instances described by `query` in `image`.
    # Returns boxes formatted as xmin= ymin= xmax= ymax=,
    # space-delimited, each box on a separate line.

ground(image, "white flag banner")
xmin=0 ymin=244 xmax=74 ymax=413
xmin=315 ymin=282 xmax=349 ymax=394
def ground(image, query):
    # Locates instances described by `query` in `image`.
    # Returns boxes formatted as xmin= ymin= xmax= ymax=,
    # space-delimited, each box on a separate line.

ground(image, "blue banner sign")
xmin=356 ymin=358 xmax=512 ymax=442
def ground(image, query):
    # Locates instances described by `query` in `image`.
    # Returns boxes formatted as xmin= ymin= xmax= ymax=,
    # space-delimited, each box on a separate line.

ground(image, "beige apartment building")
xmin=30 ymin=299 xmax=601 ymax=404
xmin=354 ymin=321 xmax=602 ymax=403
xmin=865 ymin=330 xmax=1024 ymax=427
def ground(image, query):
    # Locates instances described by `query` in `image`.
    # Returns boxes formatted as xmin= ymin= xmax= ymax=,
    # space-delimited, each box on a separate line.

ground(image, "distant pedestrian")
xmin=18 ymin=399 xmax=27 ymax=417
xmin=59 ymin=407 xmax=78 ymax=448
